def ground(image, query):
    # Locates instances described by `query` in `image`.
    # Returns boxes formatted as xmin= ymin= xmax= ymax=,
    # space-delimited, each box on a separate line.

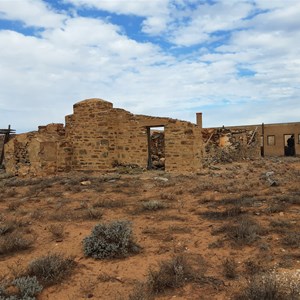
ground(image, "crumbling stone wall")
xmin=5 ymin=98 xmax=203 ymax=175
xmin=202 ymin=127 xmax=260 ymax=164
xmin=4 ymin=124 xmax=65 ymax=176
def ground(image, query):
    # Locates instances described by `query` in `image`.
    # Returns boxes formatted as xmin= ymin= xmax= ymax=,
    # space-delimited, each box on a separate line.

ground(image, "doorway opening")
xmin=284 ymin=134 xmax=295 ymax=156
xmin=147 ymin=126 xmax=165 ymax=170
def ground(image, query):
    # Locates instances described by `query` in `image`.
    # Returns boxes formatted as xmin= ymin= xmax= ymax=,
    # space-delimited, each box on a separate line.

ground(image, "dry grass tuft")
xmin=48 ymin=224 xmax=65 ymax=240
xmin=26 ymin=253 xmax=76 ymax=287
xmin=129 ymin=254 xmax=206 ymax=299
xmin=235 ymin=271 xmax=300 ymax=300
xmin=222 ymin=258 xmax=238 ymax=279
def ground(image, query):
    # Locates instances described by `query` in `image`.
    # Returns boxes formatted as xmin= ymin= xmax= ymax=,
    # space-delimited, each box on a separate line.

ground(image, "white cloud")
xmin=65 ymin=0 xmax=170 ymax=35
xmin=141 ymin=16 xmax=168 ymax=35
xmin=0 ymin=0 xmax=300 ymax=132
xmin=0 ymin=0 xmax=65 ymax=28
xmin=167 ymin=1 xmax=253 ymax=46
xmin=65 ymin=0 xmax=168 ymax=16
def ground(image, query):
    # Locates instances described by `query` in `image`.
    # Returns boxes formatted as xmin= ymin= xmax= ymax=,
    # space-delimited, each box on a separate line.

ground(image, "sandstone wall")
xmin=64 ymin=99 xmax=117 ymax=171
xmin=4 ymin=124 xmax=65 ymax=176
xmin=223 ymin=122 xmax=300 ymax=157
xmin=5 ymin=98 xmax=204 ymax=175
xmin=165 ymin=120 xmax=202 ymax=172
xmin=262 ymin=123 xmax=300 ymax=156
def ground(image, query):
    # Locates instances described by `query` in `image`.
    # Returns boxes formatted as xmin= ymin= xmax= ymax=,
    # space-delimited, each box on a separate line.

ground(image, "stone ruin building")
xmin=3 ymin=98 xmax=268 ymax=177
xmin=4 ymin=98 xmax=203 ymax=176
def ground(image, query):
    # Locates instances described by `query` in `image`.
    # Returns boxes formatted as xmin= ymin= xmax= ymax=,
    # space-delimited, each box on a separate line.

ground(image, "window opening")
xmin=267 ymin=135 xmax=275 ymax=146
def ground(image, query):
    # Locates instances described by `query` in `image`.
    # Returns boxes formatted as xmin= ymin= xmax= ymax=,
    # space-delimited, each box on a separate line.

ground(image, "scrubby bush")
xmin=147 ymin=255 xmax=193 ymax=294
xmin=227 ymin=217 xmax=263 ymax=245
xmin=235 ymin=272 xmax=300 ymax=300
xmin=0 ymin=232 xmax=34 ymax=255
xmin=26 ymin=253 xmax=75 ymax=287
xmin=81 ymin=208 xmax=103 ymax=220
xmin=0 ymin=276 xmax=42 ymax=300
xmin=222 ymin=258 xmax=238 ymax=279
xmin=92 ymin=199 xmax=125 ymax=208
xmin=282 ymin=232 xmax=300 ymax=248
xmin=201 ymin=207 xmax=243 ymax=220
xmin=83 ymin=220 xmax=140 ymax=259
xmin=244 ymin=259 xmax=263 ymax=276
xmin=142 ymin=200 xmax=166 ymax=211
xmin=129 ymin=254 xmax=206 ymax=299
xmin=48 ymin=224 xmax=65 ymax=240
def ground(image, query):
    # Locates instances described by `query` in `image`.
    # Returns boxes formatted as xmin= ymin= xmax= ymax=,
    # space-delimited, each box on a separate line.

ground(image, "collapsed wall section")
xmin=4 ymin=124 xmax=65 ymax=176
xmin=202 ymin=127 xmax=260 ymax=164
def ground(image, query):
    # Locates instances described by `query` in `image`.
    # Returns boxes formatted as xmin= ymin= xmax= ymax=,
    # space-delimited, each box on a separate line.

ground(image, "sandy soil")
xmin=0 ymin=156 xmax=300 ymax=299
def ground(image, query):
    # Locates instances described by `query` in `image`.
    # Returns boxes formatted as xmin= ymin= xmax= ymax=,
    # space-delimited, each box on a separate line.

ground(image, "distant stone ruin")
xmin=4 ymin=98 xmax=203 ymax=176
xmin=202 ymin=127 xmax=260 ymax=164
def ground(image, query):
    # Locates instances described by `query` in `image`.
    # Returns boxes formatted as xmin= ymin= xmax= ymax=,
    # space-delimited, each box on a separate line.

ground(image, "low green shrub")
xmin=0 ymin=276 xmax=42 ymax=300
xmin=83 ymin=220 xmax=140 ymax=259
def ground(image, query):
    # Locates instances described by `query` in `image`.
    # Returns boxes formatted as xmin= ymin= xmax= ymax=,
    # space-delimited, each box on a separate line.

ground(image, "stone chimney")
xmin=196 ymin=113 xmax=203 ymax=128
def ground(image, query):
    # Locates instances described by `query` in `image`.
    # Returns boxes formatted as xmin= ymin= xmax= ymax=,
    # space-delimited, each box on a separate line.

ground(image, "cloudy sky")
xmin=0 ymin=0 xmax=299 ymax=133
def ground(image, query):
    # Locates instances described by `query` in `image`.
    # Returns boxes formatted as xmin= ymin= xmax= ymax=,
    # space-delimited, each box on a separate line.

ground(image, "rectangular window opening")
xmin=267 ymin=135 xmax=275 ymax=146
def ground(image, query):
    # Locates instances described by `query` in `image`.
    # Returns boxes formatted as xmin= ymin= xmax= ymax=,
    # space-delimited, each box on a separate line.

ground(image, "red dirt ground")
xmin=0 ymin=156 xmax=300 ymax=299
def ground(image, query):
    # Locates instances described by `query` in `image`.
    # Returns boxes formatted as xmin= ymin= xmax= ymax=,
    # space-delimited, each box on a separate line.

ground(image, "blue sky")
xmin=0 ymin=0 xmax=299 ymax=133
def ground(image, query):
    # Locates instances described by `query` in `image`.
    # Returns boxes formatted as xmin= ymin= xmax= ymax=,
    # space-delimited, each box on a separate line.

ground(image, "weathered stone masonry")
xmin=5 ymin=98 xmax=203 ymax=175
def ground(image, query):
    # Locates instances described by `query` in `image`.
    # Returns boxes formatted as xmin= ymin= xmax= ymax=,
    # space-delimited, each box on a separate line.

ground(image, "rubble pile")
xmin=202 ymin=127 xmax=260 ymax=164
xmin=150 ymin=131 xmax=165 ymax=169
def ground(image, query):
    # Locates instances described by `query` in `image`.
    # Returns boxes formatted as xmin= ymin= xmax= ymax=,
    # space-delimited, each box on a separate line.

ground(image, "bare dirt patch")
xmin=0 ymin=157 xmax=300 ymax=299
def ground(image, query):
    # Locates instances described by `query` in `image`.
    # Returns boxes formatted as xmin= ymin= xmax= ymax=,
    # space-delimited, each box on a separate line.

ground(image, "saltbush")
xmin=0 ymin=276 xmax=42 ymax=300
xmin=83 ymin=220 xmax=140 ymax=259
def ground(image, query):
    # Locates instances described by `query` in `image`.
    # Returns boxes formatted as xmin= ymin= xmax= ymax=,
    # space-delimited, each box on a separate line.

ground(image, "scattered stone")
xmin=80 ymin=180 xmax=91 ymax=186
xmin=265 ymin=171 xmax=278 ymax=186
xmin=154 ymin=177 xmax=169 ymax=182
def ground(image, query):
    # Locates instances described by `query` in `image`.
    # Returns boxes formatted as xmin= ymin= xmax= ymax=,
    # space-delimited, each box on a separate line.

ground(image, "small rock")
xmin=80 ymin=180 xmax=91 ymax=186
xmin=87 ymin=293 xmax=93 ymax=298
xmin=154 ymin=177 xmax=168 ymax=182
